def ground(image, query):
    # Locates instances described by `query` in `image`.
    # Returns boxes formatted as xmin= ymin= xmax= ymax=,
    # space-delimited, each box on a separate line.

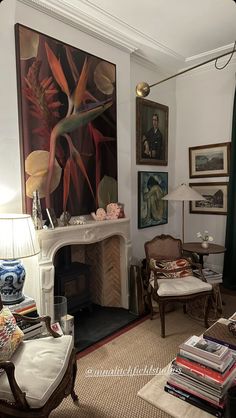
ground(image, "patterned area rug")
xmin=50 ymin=293 xmax=236 ymax=418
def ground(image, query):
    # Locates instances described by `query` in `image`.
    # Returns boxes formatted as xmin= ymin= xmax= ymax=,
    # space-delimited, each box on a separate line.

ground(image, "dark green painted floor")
xmin=74 ymin=305 xmax=139 ymax=352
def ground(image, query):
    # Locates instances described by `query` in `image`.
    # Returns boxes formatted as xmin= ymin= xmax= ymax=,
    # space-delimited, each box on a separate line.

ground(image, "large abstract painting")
xmin=15 ymin=24 xmax=117 ymax=217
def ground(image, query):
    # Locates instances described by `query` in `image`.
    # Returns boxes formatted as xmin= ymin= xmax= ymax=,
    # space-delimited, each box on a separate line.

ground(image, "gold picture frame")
xmin=136 ymin=98 xmax=168 ymax=166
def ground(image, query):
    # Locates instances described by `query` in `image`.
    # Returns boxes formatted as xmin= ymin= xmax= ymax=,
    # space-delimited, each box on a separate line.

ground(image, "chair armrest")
xmin=0 ymin=361 xmax=29 ymax=408
xmin=13 ymin=313 xmax=61 ymax=338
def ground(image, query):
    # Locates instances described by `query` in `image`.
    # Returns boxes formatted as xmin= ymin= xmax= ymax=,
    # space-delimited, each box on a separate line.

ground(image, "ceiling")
xmin=59 ymin=0 xmax=236 ymax=72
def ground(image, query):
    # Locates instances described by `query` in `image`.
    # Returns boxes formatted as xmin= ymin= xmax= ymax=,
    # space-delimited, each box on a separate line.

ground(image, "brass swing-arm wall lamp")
xmin=136 ymin=43 xmax=236 ymax=97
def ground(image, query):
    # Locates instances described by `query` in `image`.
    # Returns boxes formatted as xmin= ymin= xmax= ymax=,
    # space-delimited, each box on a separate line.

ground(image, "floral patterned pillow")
xmin=0 ymin=306 xmax=24 ymax=362
xmin=149 ymin=258 xmax=193 ymax=279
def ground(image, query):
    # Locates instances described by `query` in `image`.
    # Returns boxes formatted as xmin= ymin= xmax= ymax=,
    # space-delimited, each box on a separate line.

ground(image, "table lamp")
xmin=162 ymin=183 xmax=205 ymax=242
xmin=0 ymin=214 xmax=40 ymax=305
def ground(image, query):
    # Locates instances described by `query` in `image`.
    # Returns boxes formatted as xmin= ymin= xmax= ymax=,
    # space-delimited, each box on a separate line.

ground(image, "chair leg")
xmin=159 ymin=302 xmax=165 ymax=338
xmin=71 ymin=354 xmax=79 ymax=404
xmin=204 ymin=295 xmax=212 ymax=329
xmin=147 ymin=289 xmax=154 ymax=319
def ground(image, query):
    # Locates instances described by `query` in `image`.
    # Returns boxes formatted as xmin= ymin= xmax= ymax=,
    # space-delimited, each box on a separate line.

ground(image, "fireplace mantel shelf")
xmin=37 ymin=218 xmax=131 ymax=262
xmin=26 ymin=217 xmax=131 ymax=318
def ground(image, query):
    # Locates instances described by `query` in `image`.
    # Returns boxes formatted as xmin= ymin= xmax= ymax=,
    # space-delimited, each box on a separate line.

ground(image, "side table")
xmin=183 ymin=242 xmax=226 ymax=267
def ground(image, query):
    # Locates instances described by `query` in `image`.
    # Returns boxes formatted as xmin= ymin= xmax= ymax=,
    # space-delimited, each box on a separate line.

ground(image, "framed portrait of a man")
xmin=136 ymin=98 xmax=168 ymax=165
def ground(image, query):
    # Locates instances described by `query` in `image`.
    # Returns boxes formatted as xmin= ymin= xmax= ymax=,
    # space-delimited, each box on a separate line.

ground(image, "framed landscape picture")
xmin=15 ymin=24 xmax=117 ymax=218
xmin=189 ymin=142 xmax=230 ymax=178
xmin=136 ymin=98 xmax=168 ymax=166
xmin=189 ymin=182 xmax=228 ymax=215
xmin=138 ymin=171 xmax=168 ymax=229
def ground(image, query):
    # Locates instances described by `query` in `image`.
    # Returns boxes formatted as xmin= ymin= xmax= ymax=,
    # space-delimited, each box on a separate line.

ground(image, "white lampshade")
xmin=163 ymin=183 xmax=206 ymax=202
xmin=0 ymin=214 xmax=40 ymax=260
xmin=162 ymin=184 xmax=205 ymax=242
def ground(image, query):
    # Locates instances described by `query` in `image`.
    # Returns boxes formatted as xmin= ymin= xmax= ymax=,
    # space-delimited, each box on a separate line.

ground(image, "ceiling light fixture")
xmin=136 ymin=42 xmax=236 ymax=97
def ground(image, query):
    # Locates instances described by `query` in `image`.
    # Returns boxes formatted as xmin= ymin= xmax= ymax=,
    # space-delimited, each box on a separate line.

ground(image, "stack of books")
xmin=8 ymin=295 xmax=43 ymax=340
xmin=165 ymin=334 xmax=236 ymax=416
xmin=193 ymin=268 xmax=223 ymax=284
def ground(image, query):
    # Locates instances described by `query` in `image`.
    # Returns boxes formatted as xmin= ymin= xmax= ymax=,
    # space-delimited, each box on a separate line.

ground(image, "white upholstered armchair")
xmin=0 ymin=295 xmax=78 ymax=418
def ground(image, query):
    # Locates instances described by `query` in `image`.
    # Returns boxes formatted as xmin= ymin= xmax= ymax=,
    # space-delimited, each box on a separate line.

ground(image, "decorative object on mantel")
xmin=59 ymin=211 xmax=71 ymax=226
xmin=98 ymin=175 xmax=118 ymax=209
xmin=46 ymin=208 xmax=59 ymax=229
xmin=91 ymin=203 xmax=122 ymax=221
xmin=197 ymin=231 xmax=214 ymax=249
xmin=32 ymin=189 xmax=43 ymax=230
xmin=69 ymin=216 xmax=86 ymax=225
xmin=0 ymin=214 xmax=40 ymax=304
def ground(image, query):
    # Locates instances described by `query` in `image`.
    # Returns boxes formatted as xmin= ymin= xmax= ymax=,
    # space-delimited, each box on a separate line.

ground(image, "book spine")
xmin=23 ymin=325 xmax=43 ymax=340
xmin=204 ymin=335 xmax=236 ymax=351
xmin=179 ymin=346 xmax=225 ymax=365
xmin=176 ymin=356 xmax=232 ymax=382
xmin=168 ymin=376 xmax=223 ymax=405
xmin=17 ymin=322 xmax=39 ymax=331
xmin=164 ymin=385 xmax=224 ymax=417
xmin=168 ymin=379 xmax=224 ymax=407
xmin=179 ymin=350 xmax=228 ymax=370
xmin=172 ymin=360 xmax=227 ymax=387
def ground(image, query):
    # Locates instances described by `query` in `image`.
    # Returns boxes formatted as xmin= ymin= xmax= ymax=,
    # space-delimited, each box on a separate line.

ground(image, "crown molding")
xmin=17 ymin=0 xmax=139 ymax=53
xmin=16 ymin=0 xmax=184 ymax=68
xmin=186 ymin=42 xmax=236 ymax=63
xmin=83 ymin=0 xmax=184 ymax=62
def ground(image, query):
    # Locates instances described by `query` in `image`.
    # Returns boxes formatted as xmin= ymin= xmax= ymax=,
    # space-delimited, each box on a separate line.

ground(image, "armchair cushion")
xmin=151 ymin=276 xmax=212 ymax=297
xmin=0 ymin=334 xmax=73 ymax=408
xmin=0 ymin=306 xmax=24 ymax=362
xmin=150 ymin=258 xmax=193 ymax=279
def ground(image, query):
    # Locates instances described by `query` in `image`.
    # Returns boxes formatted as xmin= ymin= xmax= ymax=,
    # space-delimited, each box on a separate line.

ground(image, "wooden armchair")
xmin=144 ymin=234 xmax=213 ymax=338
xmin=0 ymin=295 xmax=78 ymax=418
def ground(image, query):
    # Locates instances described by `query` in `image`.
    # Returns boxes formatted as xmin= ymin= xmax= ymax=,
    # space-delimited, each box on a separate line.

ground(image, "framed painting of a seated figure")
xmin=138 ymin=171 xmax=168 ymax=229
xmin=136 ymin=98 xmax=168 ymax=165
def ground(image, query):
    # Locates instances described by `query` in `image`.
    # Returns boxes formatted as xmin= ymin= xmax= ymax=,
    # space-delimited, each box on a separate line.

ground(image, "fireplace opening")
xmin=52 ymin=238 xmax=138 ymax=352
xmin=54 ymin=246 xmax=92 ymax=314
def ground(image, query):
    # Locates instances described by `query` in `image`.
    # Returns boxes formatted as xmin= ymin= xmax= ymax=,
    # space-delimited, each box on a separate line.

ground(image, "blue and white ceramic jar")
xmin=0 ymin=260 xmax=25 ymax=304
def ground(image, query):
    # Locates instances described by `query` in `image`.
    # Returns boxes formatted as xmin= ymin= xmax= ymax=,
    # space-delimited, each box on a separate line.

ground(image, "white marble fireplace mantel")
xmin=24 ymin=218 xmax=132 ymax=319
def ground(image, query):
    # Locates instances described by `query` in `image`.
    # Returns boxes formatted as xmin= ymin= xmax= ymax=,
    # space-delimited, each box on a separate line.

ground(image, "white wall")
xmin=130 ymin=59 xmax=177 ymax=262
xmin=175 ymin=60 xmax=236 ymax=270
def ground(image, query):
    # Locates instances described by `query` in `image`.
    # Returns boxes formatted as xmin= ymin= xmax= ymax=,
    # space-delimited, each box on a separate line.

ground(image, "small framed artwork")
xmin=138 ymin=171 xmax=168 ymax=229
xmin=46 ymin=208 xmax=58 ymax=229
xmin=189 ymin=142 xmax=230 ymax=178
xmin=189 ymin=182 xmax=228 ymax=215
xmin=136 ymin=98 xmax=168 ymax=166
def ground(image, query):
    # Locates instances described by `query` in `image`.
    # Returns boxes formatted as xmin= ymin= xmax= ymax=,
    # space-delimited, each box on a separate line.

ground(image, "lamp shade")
xmin=162 ymin=183 xmax=206 ymax=202
xmin=0 ymin=214 xmax=40 ymax=259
